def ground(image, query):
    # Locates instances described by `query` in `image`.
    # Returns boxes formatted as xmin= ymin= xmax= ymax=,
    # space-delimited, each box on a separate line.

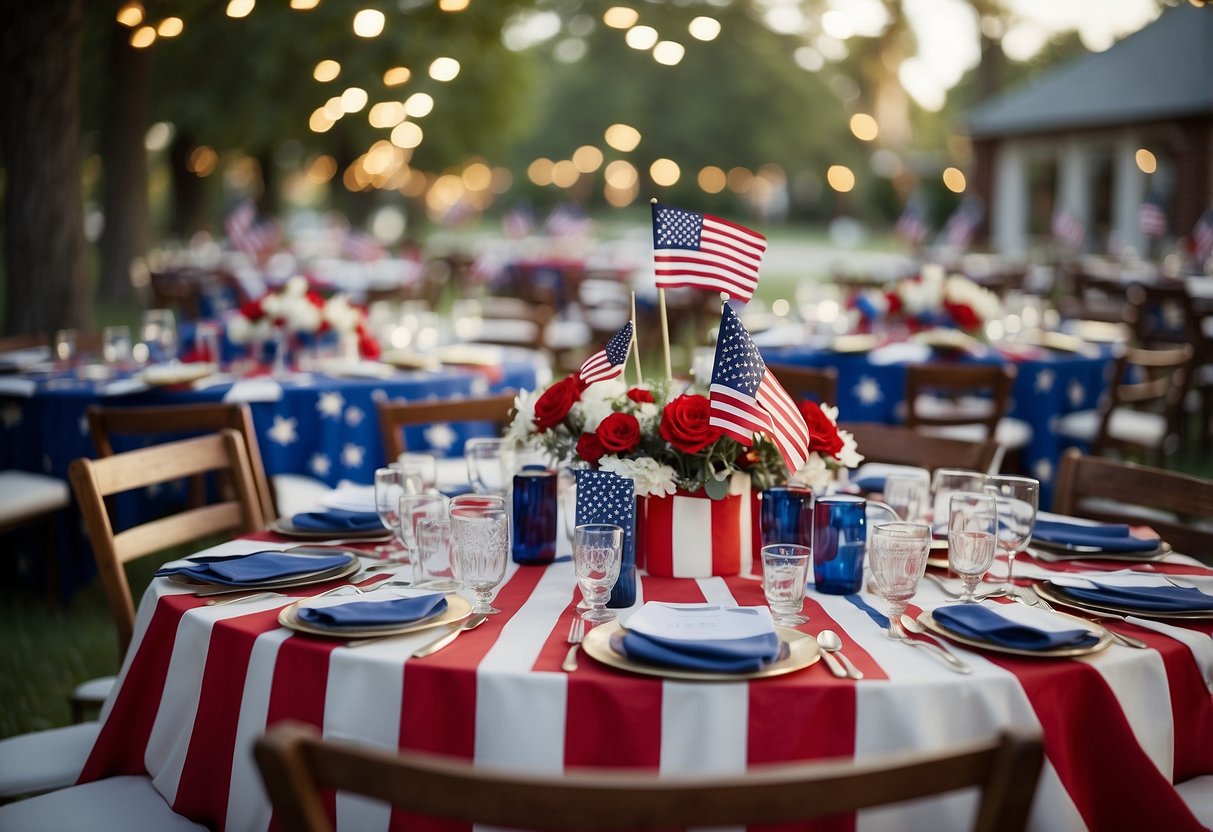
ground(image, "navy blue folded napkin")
xmin=439 ymin=483 xmax=475 ymax=498
xmin=616 ymin=630 xmax=781 ymax=673
xmin=290 ymin=509 xmax=385 ymax=533
xmin=297 ymin=593 xmax=448 ymax=628
xmin=933 ymin=604 xmax=1099 ymax=651
xmin=156 ymin=551 xmax=350 ymax=586
xmin=851 ymin=475 xmax=886 ymax=493
xmin=1050 ymin=582 xmax=1213 ymax=613
xmin=1032 ymin=519 xmax=1158 ymax=553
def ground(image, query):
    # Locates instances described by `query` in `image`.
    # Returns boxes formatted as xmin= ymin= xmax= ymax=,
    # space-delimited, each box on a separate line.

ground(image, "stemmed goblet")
xmin=984 ymin=475 xmax=1039 ymax=587
xmin=947 ymin=492 xmax=998 ymax=603
xmin=572 ymin=523 xmax=623 ymax=623
xmin=883 ymin=469 xmax=931 ymax=523
xmin=867 ymin=522 xmax=932 ymax=639
xmin=450 ymin=505 xmax=509 ymax=615
xmin=930 ymin=469 xmax=985 ymax=536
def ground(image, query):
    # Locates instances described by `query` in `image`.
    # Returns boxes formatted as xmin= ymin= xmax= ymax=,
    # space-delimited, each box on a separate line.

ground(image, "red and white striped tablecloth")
xmin=79 ymin=537 xmax=1213 ymax=832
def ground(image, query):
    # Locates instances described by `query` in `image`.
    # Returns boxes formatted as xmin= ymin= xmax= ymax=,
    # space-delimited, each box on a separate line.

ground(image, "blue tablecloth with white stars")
xmin=0 ymin=361 xmax=537 ymax=597
xmin=760 ymin=343 xmax=1114 ymax=508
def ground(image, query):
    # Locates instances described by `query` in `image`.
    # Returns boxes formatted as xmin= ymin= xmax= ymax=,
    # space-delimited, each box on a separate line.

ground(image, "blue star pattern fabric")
xmin=575 ymin=469 xmax=636 ymax=608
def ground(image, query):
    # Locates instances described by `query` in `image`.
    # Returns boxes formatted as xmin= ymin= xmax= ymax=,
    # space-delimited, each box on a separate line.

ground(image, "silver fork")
xmin=561 ymin=617 xmax=585 ymax=672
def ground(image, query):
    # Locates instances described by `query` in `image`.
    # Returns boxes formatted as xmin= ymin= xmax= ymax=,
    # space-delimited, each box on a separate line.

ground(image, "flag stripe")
xmin=652 ymin=203 xmax=764 ymax=302
xmin=577 ymin=321 xmax=632 ymax=386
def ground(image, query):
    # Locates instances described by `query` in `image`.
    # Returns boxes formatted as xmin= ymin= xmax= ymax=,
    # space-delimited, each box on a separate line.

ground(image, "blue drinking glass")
xmin=812 ymin=495 xmax=867 ymax=595
xmin=759 ymin=486 xmax=814 ymax=547
xmin=510 ymin=467 xmax=557 ymax=565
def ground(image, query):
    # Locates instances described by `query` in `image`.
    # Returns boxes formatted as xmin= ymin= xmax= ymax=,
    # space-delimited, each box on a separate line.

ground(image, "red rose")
xmin=595 ymin=412 xmax=641 ymax=454
xmin=532 ymin=375 xmax=582 ymax=432
xmin=576 ymin=432 xmax=605 ymax=465
xmin=239 ymin=300 xmax=265 ymax=321
xmin=626 ymin=387 xmax=654 ymax=404
xmin=944 ymin=301 xmax=980 ymax=332
xmin=659 ymin=393 xmax=721 ymax=454
xmin=885 ymin=291 xmax=902 ymax=316
xmin=798 ymin=400 xmax=844 ymax=458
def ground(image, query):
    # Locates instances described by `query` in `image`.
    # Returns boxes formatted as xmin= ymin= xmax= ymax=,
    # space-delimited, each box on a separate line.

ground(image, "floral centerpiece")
xmin=226 ymin=275 xmax=380 ymax=360
xmin=850 ymin=264 xmax=1001 ymax=334
xmin=505 ymin=373 xmax=862 ymax=576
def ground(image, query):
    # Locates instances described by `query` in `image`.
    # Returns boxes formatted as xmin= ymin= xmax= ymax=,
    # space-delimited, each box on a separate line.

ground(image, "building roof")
xmin=967 ymin=4 xmax=1213 ymax=139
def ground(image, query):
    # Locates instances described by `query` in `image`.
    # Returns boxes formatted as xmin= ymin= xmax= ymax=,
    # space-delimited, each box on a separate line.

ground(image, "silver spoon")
xmin=816 ymin=630 xmax=863 ymax=679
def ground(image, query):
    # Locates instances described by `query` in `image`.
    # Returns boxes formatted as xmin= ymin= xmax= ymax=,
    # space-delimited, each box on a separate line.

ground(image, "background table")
xmin=760 ymin=341 xmax=1113 ymax=507
xmin=0 ymin=358 xmax=538 ymax=596
xmin=79 ymin=537 xmax=1213 ymax=832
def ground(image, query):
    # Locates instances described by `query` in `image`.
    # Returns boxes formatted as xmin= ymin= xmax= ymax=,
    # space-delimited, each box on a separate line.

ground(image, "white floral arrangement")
xmin=226 ymin=275 xmax=380 ymax=358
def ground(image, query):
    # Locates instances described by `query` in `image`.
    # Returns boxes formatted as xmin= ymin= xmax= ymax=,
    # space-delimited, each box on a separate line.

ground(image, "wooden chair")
xmin=1053 ymin=449 xmax=1213 ymax=560
xmin=767 ymin=363 xmax=838 ymax=405
xmin=377 ymin=393 xmax=516 ymax=462
xmin=255 ymin=721 xmax=1043 ymax=832
xmin=1055 ymin=343 xmax=1193 ymax=465
xmin=88 ymin=402 xmax=277 ymax=523
xmin=840 ymin=422 xmax=1000 ymax=474
xmin=904 ymin=363 xmax=1030 ymax=469
xmin=67 ymin=430 xmax=265 ymax=711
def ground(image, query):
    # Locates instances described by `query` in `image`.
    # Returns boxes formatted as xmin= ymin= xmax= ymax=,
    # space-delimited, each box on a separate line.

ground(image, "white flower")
xmin=788 ymin=454 xmax=832 ymax=492
xmin=284 ymin=297 xmax=322 ymax=333
xmin=572 ymin=378 xmax=626 ymax=432
xmin=598 ymin=455 xmax=677 ymax=498
xmin=835 ymin=429 xmax=864 ymax=469
xmin=227 ymin=314 xmax=253 ymax=344
xmin=284 ymin=275 xmax=309 ymax=297
xmin=504 ymin=388 xmax=539 ymax=445
xmin=323 ymin=295 xmax=361 ymax=333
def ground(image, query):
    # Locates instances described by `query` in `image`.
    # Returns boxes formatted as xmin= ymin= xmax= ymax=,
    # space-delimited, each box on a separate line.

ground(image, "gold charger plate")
xmin=170 ymin=552 xmax=361 ymax=591
xmin=581 ymin=620 xmax=820 ymax=682
xmin=268 ymin=518 xmax=392 ymax=541
xmin=918 ymin=608 xmax=1112 ymax=658
xmin=1029 ymin=539 xmax=1172 ymax=562
xmin=1034 ymin=581 xmax=1213 ymax=621
xmin=278 ymin=593 xmax=472 ymax=639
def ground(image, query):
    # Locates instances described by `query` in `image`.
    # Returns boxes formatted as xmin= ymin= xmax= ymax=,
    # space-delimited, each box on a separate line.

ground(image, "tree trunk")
xmin=0 ymin=0 xmax=92 ymax=335
xmin=168 ymin=130 xmax=208 ymax=238
xmin=97 ymin=11 xmax=150 ymax=304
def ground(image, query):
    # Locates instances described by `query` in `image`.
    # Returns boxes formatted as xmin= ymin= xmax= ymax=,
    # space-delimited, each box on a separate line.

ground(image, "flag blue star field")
xmin=708 ymin=305 xmax=811 ymax=473
xmin=578 ymin=321 xmax=633 ymax=386
xmin=651 ymin=203 xmax=766 ymax=302
xmin=575 ymin=469 xmax=636 ymax=608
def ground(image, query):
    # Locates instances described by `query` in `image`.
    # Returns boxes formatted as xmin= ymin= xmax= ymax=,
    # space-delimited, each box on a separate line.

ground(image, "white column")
xmin=1112 ymin=133 xmax=1147 ymax=255
xmin=1057 ymin=140 xmax=1092 ymax=242
xmin=992 ymin=141 xmax=1029 ymax=256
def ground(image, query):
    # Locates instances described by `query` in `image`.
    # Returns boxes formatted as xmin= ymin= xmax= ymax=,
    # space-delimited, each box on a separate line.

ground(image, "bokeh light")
xmin=604 ymin=123 xmax=641 ymax=152
xmin=698 ymin=165 xmax=726 ymax=194
xmin=226 ymin=0 xmax=254 ymax=19
xmin=653 ymin=41 xmax=685 ymax=66
xmin=368 ymin=101 xmax=405 ymax=128
xmin=313 ymin=60 xmax=340 ymax=82
xmin=688 ymin=16 xmax=720 ymax=41
xmin=353 ymin=9 xmax=385 ymax=37
xmin=340 ymin=87 xmax=369 ymax=113
xmin=390 ymin=121 xmax=423 ymax=149
xmin=187 ymin=146 xmax=218 ymax=177
xmin=429 ymin=57 xmax=460 ymax=82
xmin=290 ymin=0 xmax=319 ymax=8
xmin=942 ymin=166 xmax=967 ymax=193
xmin=572 ymin=145 xmax=604 ymax=173
xmin=826 ymin=165 xmax=855 ymax=192
xmin=650 ymin=158 xmax=680 ymax=187
xmin=438 ymin=0 xmax=469 ymax=10
xmin=157 ymin=17 xmax=183 ymax=37
xmin=849 ymin=113 xmax=878 ymax=141
xmin=1135 ymin=148 xmax=1157 ymax=174
xmin=383 ymin=67 xmax=411 ymax=86
xmin=116 ymin=2 xmax=143 ymax=27
xmin=404 ymin=93 xmax=434 ymax=118
xmin=625 ymin=25 xmax=658 ymax=50
xmin=603 ymin=7 xmax=639 ymax=28
xmin=552 ymin=160 xmax=580 ymax=188
xmin=527 ymin=158 xmax=554 ymax=186
xmin=305 ymin=155 xmax=337 ymax=183
xmin=130 ymin=25 xmax=156 ymax=48
xmin=604 ymin=160 xmax=638 ymax=189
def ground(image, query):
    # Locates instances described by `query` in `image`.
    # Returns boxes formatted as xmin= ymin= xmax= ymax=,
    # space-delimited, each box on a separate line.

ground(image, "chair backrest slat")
xmin=839 ymin=422 xmax=999 ymax=473
xmin=766 ymin=363 xmax=838 ymax=405
xmin=376 ymin=393 xmax=516 ymax=462
xmin=904 ymin=363 xmax=1016 ymax=439
xmin=255 ymin=721 xmax=1043 ymax=832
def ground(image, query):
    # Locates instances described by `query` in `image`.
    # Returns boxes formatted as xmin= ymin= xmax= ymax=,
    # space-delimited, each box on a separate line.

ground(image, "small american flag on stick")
xmin=1139 ymin=194 xmax=1168 ymax=238
xmin=708 ymin=304 xmax=811 ymax=473
xmin=652 ymin=203 xmax=766 ymax=302
xmin=578 ymin=321 xmax=633 ymax=386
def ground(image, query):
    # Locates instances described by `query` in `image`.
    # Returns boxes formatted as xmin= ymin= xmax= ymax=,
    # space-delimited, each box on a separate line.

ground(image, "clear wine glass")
xmin=985 ymin=475 xmax=1039 ymax=587
xmin=947 ymin=491 xmax=998 ymax=603
xmin=572 ymin=523 xmax=623 ymax=623
xmin=868 ymin=521 xmax=932 ymax=638
xmin=396 ymin=452 xmax=438 ymax=494
xmin=450 ymin=506 xmax=509 ymax=615
xmin=374 ymin=467 xmax=421 ymax=559
xmin=883 ymin=469 xmax=931 ymax=523
xmin=465 ymin=437 xmax=513 ymax=495
xmin=930 ymin=468 xmax=985 ymax=536
xmin=413 ymin=517 xmax=461 ymax=591
xmin=396 ymin=492 xmax=447 ymax=564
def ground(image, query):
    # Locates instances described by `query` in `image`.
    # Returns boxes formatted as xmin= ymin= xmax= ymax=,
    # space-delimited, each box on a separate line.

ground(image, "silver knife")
xmin=412 ymin=614 xmax=488 ymax=657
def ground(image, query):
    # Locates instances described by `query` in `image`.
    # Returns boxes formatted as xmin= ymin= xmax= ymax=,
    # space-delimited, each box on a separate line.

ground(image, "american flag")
xmin=894 ymin=195 xmax=930 ymax=245
xmin=652 ymin=203 xmax=766 ymax=303
xmin=708 ymin=304 xmax=811 ymax=473
xmin=544 ymin=203 xmax=593 ymax=237
xmin=502 ymin=200 xmax=534 ymax=240
xmin=574 ymin=469 xmax=635 ymax=608
xmin=224 ymin=199 xmax=280 ymax=261
xmin=1139 ymin=194 xmax=1168 ymax=238
xmin=578 ymin=321 xmax=633 ymax=386
xmin=1192 ymin=207 xmax=1213 ymax=261
xmin=340 ymin=229 xmax=385 ymax=262
xmin=1051 ymin=207 xmax=1085 ymax=250
xmin=938 ymin=197 xmax=983 ymax=249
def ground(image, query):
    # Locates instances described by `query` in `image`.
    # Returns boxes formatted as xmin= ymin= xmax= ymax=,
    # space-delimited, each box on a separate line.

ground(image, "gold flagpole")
xmin=629 ymin=291 xmax=643 ymax=385
xmin=658 ymin=289 xmax=672 ymax=383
